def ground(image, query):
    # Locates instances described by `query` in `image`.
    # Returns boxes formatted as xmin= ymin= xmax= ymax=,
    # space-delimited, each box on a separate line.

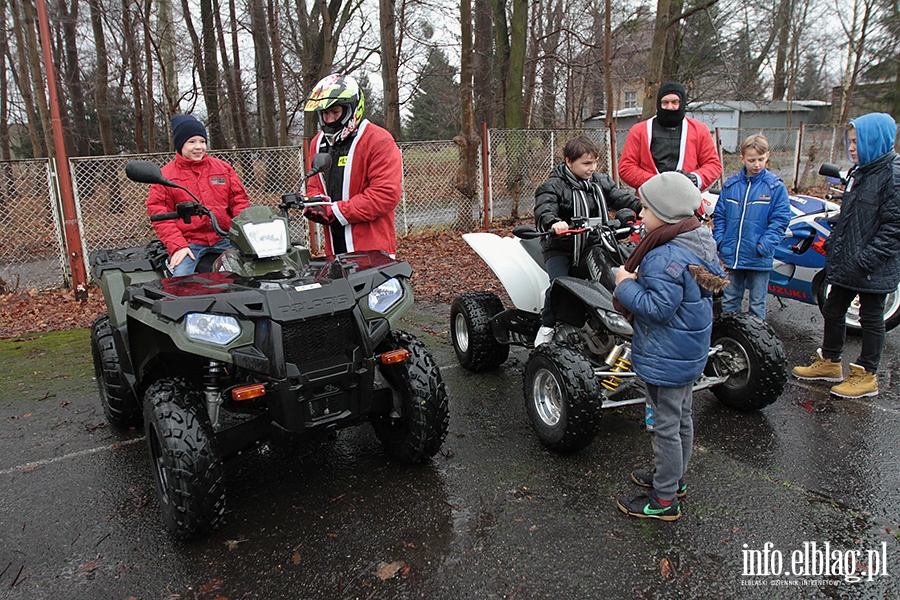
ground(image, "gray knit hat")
xmin=639 ymin=171 xmax=701 ymax=224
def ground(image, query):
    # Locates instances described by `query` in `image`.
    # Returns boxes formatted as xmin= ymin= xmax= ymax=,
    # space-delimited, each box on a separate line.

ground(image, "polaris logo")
xmin=277 ymin=294 xmax=351 ymax=315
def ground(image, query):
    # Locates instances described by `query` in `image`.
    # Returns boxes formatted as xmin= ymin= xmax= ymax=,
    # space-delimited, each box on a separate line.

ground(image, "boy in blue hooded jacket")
xmin=614 ymin=172 xmax=728 ymax=521
xmin=713 ymin=134 xmax=791 ymax=319
xmin=793 ymin=113 xmax=900 ymax=398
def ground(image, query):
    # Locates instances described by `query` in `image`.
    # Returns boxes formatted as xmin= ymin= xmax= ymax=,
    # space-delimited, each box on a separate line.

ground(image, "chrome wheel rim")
xmin=532 ymin=367 xmax=562 ymax=427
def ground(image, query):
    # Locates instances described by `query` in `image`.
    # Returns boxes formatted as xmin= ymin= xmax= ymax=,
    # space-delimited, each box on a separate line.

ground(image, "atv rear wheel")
xmin=817 ymin=281 xmax=900 ymax=334
xmin=523 ymin=344 xmax=602 ymax=453
xmin=706 ymin=312 xmax=786 ymax=411
xmin=451 ymin=292 xmax=510 ymax=371
xmin=143 ymin=378 xmax=225 ymax=540
xmin=372 ymin=331 xmax=450 ymax=463
xmin=91 ymin=315 xmax=142 ymax=428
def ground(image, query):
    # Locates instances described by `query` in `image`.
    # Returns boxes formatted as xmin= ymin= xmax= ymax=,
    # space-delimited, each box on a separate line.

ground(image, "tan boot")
xmin=830 ymin=364 xmax=878 ymax=399
xmin=792 ymin=349 xmax=843 ymax=382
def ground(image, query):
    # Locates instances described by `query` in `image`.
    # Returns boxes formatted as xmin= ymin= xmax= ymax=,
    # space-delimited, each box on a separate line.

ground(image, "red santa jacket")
xmin=618 ymin=116 xmax=722 ymax=192
xmin=307 ymin=120 xmax=402 ymax=256
xmin=146 ymin=153 xmax=250 ymax=255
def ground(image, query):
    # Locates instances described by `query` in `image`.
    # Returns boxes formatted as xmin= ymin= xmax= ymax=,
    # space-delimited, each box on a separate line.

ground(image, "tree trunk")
xmin=473 ymin=0 xmax=494 ymax=129
xmin=10 ymin=0 xmax=43 ymax=157
xmin=642 ymin=0 xmax=679 ymax=118
xmin=379 ymin=0 xmax=402 ymax=139
xmin=142 ymin=0 xmax=156 ymax=151
xmin=212 ymin=0 xmax=239 ymax=147
xmin=455 ymin=0 xmax=478 ymax=229
xmin=88 ymin=0 xmax=115 ymax=155
xmin=21 ymin=0 xmax=55 ymax=158
xmin=122 ymin=0 xmax=145 ymax=153
xmin=491 ymin=0 xmax=509 ymax=127
xmin=771 ymin=0 xmax=793 ymax=100
xmin=158 ymin=0 xmax=180 ymax=119
xmin=200 ymin=0 xmax=224 ymax=147
xmin=229 ymin=0 xmax=251 ymax=146
xmin=58 ymin=0 xmax=89 ymax=156
xmin=838 ymin=0 xmax=873 ymax=125
xmin=504 ymin=0 xmax=527 ymax=218
xmin=267 ymin=0 xmax=289 ymax=145
xmin=539 ymin=0 xmax=562 ymax=128
xmin=249 ymin=0 xmax=276 ymax=147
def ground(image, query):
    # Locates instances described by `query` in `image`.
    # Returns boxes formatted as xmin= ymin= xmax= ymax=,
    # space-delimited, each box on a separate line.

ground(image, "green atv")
xmin=90 ymin=155 xmax=449 ymax=540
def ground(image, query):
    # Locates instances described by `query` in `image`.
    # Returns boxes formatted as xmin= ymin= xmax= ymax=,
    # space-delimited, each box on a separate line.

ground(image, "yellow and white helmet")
xmin=304 ymin=74 xmax=365 ymax=145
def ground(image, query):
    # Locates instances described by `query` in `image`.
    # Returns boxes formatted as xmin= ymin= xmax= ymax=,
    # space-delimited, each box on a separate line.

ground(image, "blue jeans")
xmin=170 ymin=239 xmax=234 ymax=276
xmin=722 ymin=269 xmax=770 ymax=319
xmin=821 ymin=284 xmax=887 ymax=372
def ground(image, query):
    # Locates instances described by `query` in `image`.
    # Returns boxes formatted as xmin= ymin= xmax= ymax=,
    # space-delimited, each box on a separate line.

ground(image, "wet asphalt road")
xmin=0 ymin=298 xmax=898 ymax=599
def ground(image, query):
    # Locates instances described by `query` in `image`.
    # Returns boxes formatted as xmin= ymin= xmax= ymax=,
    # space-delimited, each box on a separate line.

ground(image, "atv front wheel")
xmin=706 ymin=312 xmax=786 ymax=411
xmin=372 ymin=331 xmax=450 ymax=463
xmin=450 ymin=292 xmax=510 ymax=371
xmin=91 ymin=315 xmax=141 ymax=428
xmin=817 ymin=280 xmax=900 ymax=334
xmin=143 ymin=378 xmax=225 ymax=540
xmin=523 ymin=344 xmax=602 ymax=453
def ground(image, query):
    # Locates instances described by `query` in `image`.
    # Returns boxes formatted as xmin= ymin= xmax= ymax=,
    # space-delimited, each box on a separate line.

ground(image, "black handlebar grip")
xmin=150 ymin=212 xmax=179 ymax=222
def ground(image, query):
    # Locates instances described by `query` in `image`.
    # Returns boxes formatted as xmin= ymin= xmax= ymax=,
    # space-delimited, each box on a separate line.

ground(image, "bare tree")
xmin=58 ymin=0 xmax=90 ymax=155
xmin=122 ymin=0 xmax=146 ymax=152
xmin=249 ymin=0 xmax=277 ymax=146
xmin=455 ymin=0 xmax=478 ymax=228
xmin=21 ymin=0 xmax=55 ymax=157
xmin=87 ymin=0 xmax=115 ymax=154
xmin=836 ymin=0 xmax=876 ymax=123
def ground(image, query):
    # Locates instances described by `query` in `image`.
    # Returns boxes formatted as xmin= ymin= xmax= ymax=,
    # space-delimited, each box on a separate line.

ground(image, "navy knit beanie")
xmin=171 ymin=115 xmax=208 ymax=154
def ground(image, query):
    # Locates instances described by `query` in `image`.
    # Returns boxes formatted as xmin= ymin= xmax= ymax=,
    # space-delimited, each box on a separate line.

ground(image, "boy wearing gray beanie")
xmin=613 ymin=172 xmax=728 ymax=520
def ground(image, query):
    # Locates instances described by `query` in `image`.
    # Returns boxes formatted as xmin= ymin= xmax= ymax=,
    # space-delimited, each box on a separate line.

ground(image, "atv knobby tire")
xmin=143 ymin=378 xmax=225 ymax=540
xmin=91 ymin=314 xmax=142 ymax=428
xmin=451 ymin=292 xmax=510 ymax=371
xmin=372 ymin=331 xmax=450 ymax=463
xmin=523 ymin=344 xmax=602 ymax=453
xmin=706 ymin=312 xmax=786 ymax=411
xmin=816 ymin=280 xmax=900 ymax=335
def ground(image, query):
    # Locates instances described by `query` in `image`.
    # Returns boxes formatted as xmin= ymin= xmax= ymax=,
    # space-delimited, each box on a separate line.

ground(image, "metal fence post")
xmin=481 ymin=123 xmax=491 ymax=228
xmin=792 ymin=123 xmax=804 ymax=192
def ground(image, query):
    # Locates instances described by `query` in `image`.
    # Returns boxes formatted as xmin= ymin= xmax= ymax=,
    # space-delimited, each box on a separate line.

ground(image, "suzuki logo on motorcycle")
xmin=277 ymin=294 xmax=350 ymax=314
xmin=768 ymin=284 xmax=808 ymax=299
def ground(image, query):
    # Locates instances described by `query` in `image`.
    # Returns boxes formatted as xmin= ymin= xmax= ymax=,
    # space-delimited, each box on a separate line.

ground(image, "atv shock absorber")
xmin=601 ymin=346 xmax=632 ymax=391
xmin=204 ymin=359 xmax=225 ymax=427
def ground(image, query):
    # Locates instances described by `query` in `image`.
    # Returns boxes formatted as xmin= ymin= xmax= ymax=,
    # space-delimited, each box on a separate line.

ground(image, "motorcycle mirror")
xmin=305 ymin=153 xmax=333 ymax=178
xmin=125 ymin=160 xmax=174 ymax=186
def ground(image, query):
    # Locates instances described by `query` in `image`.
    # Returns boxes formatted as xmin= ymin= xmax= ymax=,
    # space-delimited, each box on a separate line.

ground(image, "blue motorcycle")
xmin=705 ymin=164 xmax=900 ymax=333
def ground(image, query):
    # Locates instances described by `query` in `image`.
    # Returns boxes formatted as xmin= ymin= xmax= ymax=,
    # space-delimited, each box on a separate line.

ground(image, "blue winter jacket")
xmin=712 ymin=167 xmax=791 ymax=271
xmin=614 ymin=227 xmax=728 ymax=387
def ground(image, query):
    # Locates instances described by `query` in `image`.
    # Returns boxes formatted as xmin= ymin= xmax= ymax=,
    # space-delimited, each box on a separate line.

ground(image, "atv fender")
xmin=462 ymin=232 xmax=549 ymax=313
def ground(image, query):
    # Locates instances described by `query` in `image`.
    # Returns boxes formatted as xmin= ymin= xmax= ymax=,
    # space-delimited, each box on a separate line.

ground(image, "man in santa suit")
xmin=303 ymin=74 xmax=402 ymax=256
xmin=618 ymin=81 xmax=722 ymax=194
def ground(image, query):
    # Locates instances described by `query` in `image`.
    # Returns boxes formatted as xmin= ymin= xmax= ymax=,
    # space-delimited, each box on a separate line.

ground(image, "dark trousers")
xmin=541 ymin=254 xmax=571 ymax=327
xmin=645 ymin=382 xmax=694 ymax=501
xmin=821 ymin=284 xmax=886 ymax=372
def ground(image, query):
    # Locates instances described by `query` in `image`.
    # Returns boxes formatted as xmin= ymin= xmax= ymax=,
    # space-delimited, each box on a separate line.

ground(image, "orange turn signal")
xmin=380 ymin=349 xmax=410 ymax=365
xmin=232 ymin=383 xmax=266 ymax=401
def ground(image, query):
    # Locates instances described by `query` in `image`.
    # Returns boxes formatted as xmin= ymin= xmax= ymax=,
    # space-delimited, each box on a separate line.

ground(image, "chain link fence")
xmin=0 ymin=124 xmax=877 ymax=291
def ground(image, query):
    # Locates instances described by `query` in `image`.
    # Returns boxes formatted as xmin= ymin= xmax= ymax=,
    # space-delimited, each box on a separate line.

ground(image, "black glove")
xmin=614 ymin=207 xmax=637 ymax=226
xmin=676 ymin=169 xmax=700 ymax=188
xmin=304 ymin=204 xmax=337 ymax=225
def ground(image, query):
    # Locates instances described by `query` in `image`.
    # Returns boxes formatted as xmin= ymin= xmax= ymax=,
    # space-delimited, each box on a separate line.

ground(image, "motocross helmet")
xmin=304 ymin=74 xmax=365 ymax=146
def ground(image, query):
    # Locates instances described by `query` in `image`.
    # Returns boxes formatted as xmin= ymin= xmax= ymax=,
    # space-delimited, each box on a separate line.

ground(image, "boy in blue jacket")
xmin=614 ymin=172 xmax=728 ymax=521
xmin=712 ymin=134 xmax=791 ymax=319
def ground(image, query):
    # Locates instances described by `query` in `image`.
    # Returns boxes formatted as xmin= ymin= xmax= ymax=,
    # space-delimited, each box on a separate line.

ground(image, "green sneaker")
xmin=631 ymin=468 xmax=687 ymax=498
xmin=617 ymin=492 xmax=681 ymax=521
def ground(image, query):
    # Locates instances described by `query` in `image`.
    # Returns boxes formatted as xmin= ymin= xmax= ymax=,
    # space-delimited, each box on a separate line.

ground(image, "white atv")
xmin=450 ymin=214 xmax=787 ymax=453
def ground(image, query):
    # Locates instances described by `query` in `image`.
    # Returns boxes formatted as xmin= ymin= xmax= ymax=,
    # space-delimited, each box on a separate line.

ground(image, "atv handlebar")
xmin=513 ymin=219 xmax=634 ymax=241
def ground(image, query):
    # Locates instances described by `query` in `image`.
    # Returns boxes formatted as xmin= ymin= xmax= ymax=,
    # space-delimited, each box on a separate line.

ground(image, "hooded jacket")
xmin=824 ymin=113 xmax=900 ymax=293
xmin=147 ymin=153 xmax=250 ymax=255
xmin=534 ymin=163 xmax=641 ymax=257
xmin=614 ymin=226 xmax=728 ymax=387
xmin=712 ymin=167 xmax=792 ymax=271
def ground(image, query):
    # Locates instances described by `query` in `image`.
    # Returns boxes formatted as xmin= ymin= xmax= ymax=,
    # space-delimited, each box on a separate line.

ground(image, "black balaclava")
xmin=656 ymin=81 xmax=686 ymax=128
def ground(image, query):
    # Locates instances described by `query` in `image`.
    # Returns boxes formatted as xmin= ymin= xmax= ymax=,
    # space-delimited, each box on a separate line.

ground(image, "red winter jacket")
xmin=618 ymin=116 xmax=722 ymax=192
xmin=307 ymin=120 xmax=402 ymax=256
xmin=146 ymin=153 xmax=250 ymax=255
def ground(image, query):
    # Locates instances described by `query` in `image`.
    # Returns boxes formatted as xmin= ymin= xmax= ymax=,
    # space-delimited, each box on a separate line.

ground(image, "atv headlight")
xmin=599 ymin=309 xmax=634 ymax=336
xmin=244 ymin=220 xmax=288 ymax=258
xmin=368 ymin=277 xmax=403 ymax=313
xmin=185 ymin=313 xmax=241 ymax=345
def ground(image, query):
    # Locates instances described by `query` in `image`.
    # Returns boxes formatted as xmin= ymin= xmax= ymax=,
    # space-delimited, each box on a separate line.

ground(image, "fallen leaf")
xmin=75 ymin=556 xmax=100 ymax=573
xmin=199 ymin=578 xmax=223 ymax=594
xmin=292 ymin=552 xmax=301 ymax=565
xmin=373 ymin=560 xmax=406 ymax=581
xmin=223 ymin=539 xmax=247 ymax=551
xmin=659 ymin=557 xmax=671 ymax=579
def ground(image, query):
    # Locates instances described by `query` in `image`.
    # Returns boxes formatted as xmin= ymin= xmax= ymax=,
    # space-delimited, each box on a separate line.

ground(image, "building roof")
xmin=584 ymin=99 xmax=831 ymax=122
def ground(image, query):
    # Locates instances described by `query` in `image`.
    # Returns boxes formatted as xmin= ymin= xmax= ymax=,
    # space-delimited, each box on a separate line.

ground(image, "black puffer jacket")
xmin=534 ymin=163 xmax=641 ymax=257
xmin=825 ymin=152 xmax=900 ymax=293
